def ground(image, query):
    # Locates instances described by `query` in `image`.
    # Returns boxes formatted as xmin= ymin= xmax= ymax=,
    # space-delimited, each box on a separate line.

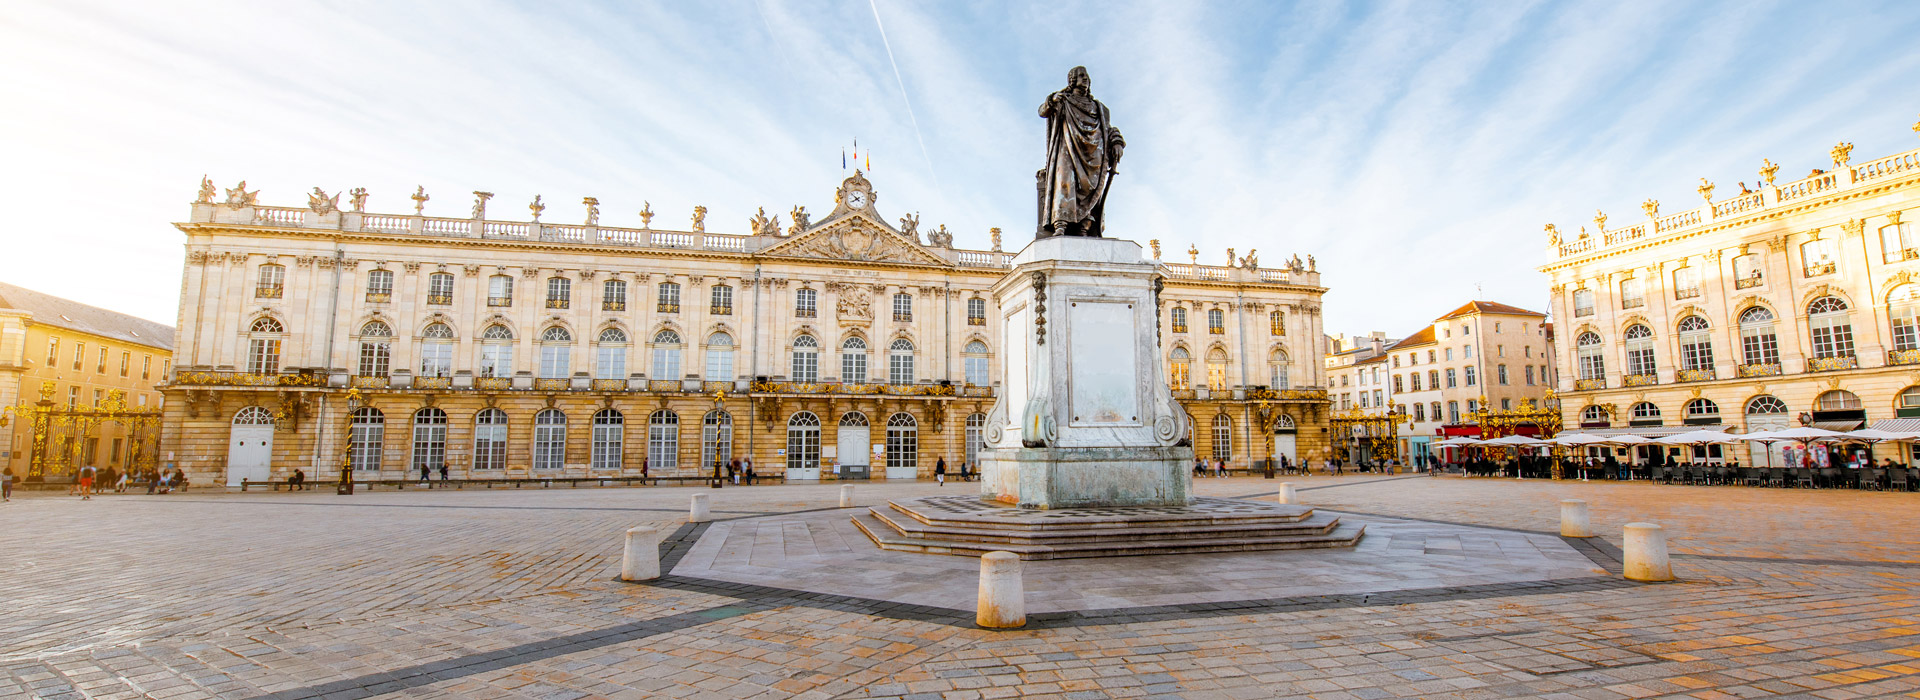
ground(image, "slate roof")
xmin=0 ymin=282 xmax=175 ymax=350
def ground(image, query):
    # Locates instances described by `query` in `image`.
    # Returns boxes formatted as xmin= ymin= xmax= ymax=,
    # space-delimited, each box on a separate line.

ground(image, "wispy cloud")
xmin=1 ymin=0 xmax=1916 ymax=334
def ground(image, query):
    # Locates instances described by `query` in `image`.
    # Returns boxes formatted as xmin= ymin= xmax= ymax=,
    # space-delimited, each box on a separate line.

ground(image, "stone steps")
xmin=851 ymin=496 xmax=1366 ymax=560
xmin=868 ymin=505 xmax=1340 ymax=545
xmin=882 ymin=500 xmax=1314 ymax=531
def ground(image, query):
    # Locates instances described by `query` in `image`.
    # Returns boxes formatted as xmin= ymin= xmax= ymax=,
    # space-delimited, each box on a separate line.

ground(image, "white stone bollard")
xmin=1277 ymin=482 xmax=1297 ymax=505
xmin=1560 ymin=499 xmax=1593 ymax=538
xmin=1622 ymin=522 xmax=1673 ymax=582
xmin=976 ymin=551 xmax=1026 ymax=628
xmin=840 ymin=484 xmax=855 ymax=508
xmin=621 ymin=526 xmax=663 ymax=581
xmin=688 ymin=493 xmax=710 ymax=523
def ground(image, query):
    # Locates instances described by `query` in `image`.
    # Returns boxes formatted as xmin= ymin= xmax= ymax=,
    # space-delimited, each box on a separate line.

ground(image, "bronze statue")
xmin=1037 ymin=66 xmax=1124 ymax=238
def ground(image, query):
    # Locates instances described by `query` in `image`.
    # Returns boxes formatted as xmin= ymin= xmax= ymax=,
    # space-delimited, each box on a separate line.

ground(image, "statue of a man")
xmin=1037 ymin=66 xmax=1124 ymax=239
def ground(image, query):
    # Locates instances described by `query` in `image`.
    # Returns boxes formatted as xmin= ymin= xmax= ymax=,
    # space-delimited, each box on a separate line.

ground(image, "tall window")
xmin=1445 ymin=368 xmax=1457 ymax=387
xmin=652 ymin=330 xmax=683 ymax=380
xmin=142 ymin=354 xmax=151 ymax=380
xmin=247 ymin=317 xmax=284 ymax=374
xmin=1496 ymin=365 xmax=1508 ymax=385
xmin=479 ymin=324 xmax=514 ymax=377
xmin=73 ymin=342 xmax=83 ymax=370
xmin=357 ymin=321 xmax=393 ymax=377
xmin=888 ymin=338 xmax=915 ymax=385
xmin=790 ymin=335 xmax=819 ymax=382
xmin=119 ymin=351 xmax=129 ymax=377
xmin=427 ymin=272 xmax=454 ymax=305
xmin=657 ymin=281 xmax=681 ymax=313
xmin=95 ymin=346 xmax=105 ymax=373
xmin=1807 ymin=296 xmax=1853 ymax=358
xmin=1211 ymin=414 xmax=1233 ymax=462
xmin=1572 ymin=289 xmax=1595 ymax=317
xmin=1890 ymin=285 xmax=1920 ymax=351
xmin=704 ymin=332 xmax=734 ymax=381
xmin=1171 ymin=307 xmax=1188 ymax=332
xmin=1268 ymin=348 xmax=1290 ymax=389
xmin=885 ymin=413 xmax=918 ymax=471
xmin=1207 ymin=308 xmax=1225 ymax=334
xmin=1619 ymin=277 xmax=1644 ymax=309
xmin=256 ymin=264 xmax=285 ymax=299
xmin=532 ymin=409 xmax=566 ymax=470
xmin=472 ymin=409 xmax=508 ymax=470
xmin=710 ymin=284 xmax=733 ymax=314
xmin=786 ymin=412 xmax=821 ymax=469
xmin=596 ymin=328 xmax=628 ymax=379
xmin=1524 ymin=365 xmax=1535 ymax=385
xmin=1739 ymin=307 xmax=1780 ymax=366
xmin=1671 ymin=266 xmax=1700 ymax=300
xmin=1270 ymin=310 xmax=1285 ymax=336
xmin=1576 ymin=332 xmax=1604 ymax=380
xmin=842 ymin=337 xmax=869 ymax=383
xmin=1623 ymin=324 xmax=1655 ymax=376
xmin=1447 ymin=401 xmax=1460 ymax=423
xmin=46 ymin=337 xmax=57 ymax=366
xmin=1883 ymin=221 xmax=1917 ymax=263
xmin=1408 ymin=372 xmax=1421 ymax=391
xmin=701 ymin=411 xmax=732 ymax=471
xmin=892 ymin=293 xmax=912 ymax=322
xmin=1732 ymin=253 xmax=1762 ymax=287
xmin=1205 ymin=348 xmax=1228 ymax=391
xmin=965 ymin=413 xmax=987 ymax=466
xmin=546 ymin=277 xmax=571 ymax=309
xmin=963 ymin=340 xmax=990 ymax=386
xmin=411 ymin=408 xmax=447 ymax=473
xmin=538 ymin=326 xmax=572 ymax=379
xmin=1170 ymin=347 xmax=1190 ymax=386
xmin=591 ymin=410 xmax=624 ymax=470
xmin=349 ymin=408 xmax=384 ymax=471
xmin=1678 ymin=316 xmax=1713 ymax=371
xmin=420 ymin=323 xmax=454 ymax=377
xmin=602 ymin=279 xmax=627 ymax=311
xmin=488 ymin=274 xmax=514 ymax=306
xmin=795 ymin=288 xmax=817 ymax=318
xmin=648 ymin=410 xmax=679 ymax=470
xmin=1463 ymin=366 xmax=1477 ymax=386
xmin=967 ymin=297 xmax=986 ymax=326
xmin=365 ymin=269 xmax=394 ymax=302
xmin=1802 ymin=238 xmax=1837 ymax=276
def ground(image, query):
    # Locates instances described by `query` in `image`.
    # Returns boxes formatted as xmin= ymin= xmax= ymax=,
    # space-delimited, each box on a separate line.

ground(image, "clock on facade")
xmin=845 ymin=189 xmax=869 ymax=210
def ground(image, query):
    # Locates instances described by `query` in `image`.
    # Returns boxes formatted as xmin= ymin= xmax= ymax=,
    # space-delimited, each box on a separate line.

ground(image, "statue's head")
xmin=1068 ymin=66 xmax=1090 ymax=91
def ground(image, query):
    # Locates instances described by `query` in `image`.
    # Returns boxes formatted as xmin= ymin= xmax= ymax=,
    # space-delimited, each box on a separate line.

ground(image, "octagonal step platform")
xmin=852 ymin=495 xmax=1365 ymax=560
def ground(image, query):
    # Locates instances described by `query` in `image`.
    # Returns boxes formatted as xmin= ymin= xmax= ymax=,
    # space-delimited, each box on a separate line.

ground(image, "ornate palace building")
xmin=162 ymin=172 xmax=1330 ymax=487
xmin=1541 ymin=121 xmax=1920 ymax=461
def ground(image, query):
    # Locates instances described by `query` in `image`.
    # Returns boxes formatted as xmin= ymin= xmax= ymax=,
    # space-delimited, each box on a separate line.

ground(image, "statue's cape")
xmin=1042 ymin=91 xmax=1113 ymax=226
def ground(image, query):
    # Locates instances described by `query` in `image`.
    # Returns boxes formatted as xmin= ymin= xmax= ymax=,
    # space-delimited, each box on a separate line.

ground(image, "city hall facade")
xmin=161 ymin=172 xmax=1331 ymax=486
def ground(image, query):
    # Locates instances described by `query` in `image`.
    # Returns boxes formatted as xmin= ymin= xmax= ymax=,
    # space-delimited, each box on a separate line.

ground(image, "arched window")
xmin=427 ymin=272 xmax=454 ymax=305
xmin=591 ymin=409 xmax=624 ymax=470
xmin=546 ymin=277 xmax=571 ymax=309
xmin=885 ymin=413 xmax=918 ymax=471
xmin=841 ymin=336 xmax=868 ymax=384
xmin=357 ymin=321 xmax=392 ymax=377
xmin=964 ymin=413 xmax=987 ymax=466
xmin=412 ymin=408 xmax=447 ymax=472
xmin=420 ymin=322 xmax=454 ymax=377
xmin=795 ymin=287 xmax=817 ymax=318
xmin=1629 ymin=401 xmax=1661 ymax=425
xmin=1683 ymin=398 xmax=1721 ymax=424
xmin=1205 ymin=348 xmax=1228 ymax=391
xmin=1576 ymin=332 xmax=1604 ymax=380
xmin=1170 ymin=347 xmax=1191 ymax=387
xmin=256 ymin=264 xmax=285 ymax=298
xmin=247 ymin=317 xmax=284 ymax=375
xmin=702 ymin=411 xmax=732 ymax=470
xmin=365 ymin=269 xmax=394 ymax=301
xmin=233 ymin=406 xmax=275 ymax=425
xmin=1268 ymin=348 xmax=1290 ymax=389
xmin=652 ymin=330 xmax=683 ymax=380
xmin=488 ymin=274 xmax=514 ymax=307
xmin=1738 ymin=307 xmax=1779 ymax=367
xmin=1677 ymin=316 xmax=1712 ymax=372
xmin=1207 ymin=308 xmax=1225 ymax=334
xmin=1816 ymin=390 xmax=1862 ymax=411
xmin=786 ymin=412 xmax=821 ymax=469
xmin=1211 ymin=414 xmax=1233 ymax=462
xmin=1171 ymin=306 xmax=1188 ymax=332
xmin=538 ymin=326 xmax=572 ymax=379
xmin=710 ymin=284 xmax=733 ymax=314
xmin=532 ymin=409 xmax=566 ymax=470
xmin=473 ymin=409 xmax=508 ymax=470
xmin=349 ymin=407 xmax=385 ymax=471
xmin=1623 ymin=324 xmax=1655 ymax=377
xmin=888 ymin=338 xmax=915 ymax=385
xmin=479 ymin=324 xmax=514 ymax=378
xmin=1270 ymin=310 xmax=1285 ymax=336
xmin=1807 ymin=296 xmax=1854 ymax=359
xmin=596 ymin=327 xmax=629 ymax=380
xmin=705 ymin=332 xmax=734 ymax=381
xmin=1890 ymin=285 xmax=1920 ymax=352
xmin=963 ymin=340 xmax=990 ymax=386
xmin=891 ymin=293 xmax=912 ymax=322
xmin=602 ymin=279 xmax=628 ymax=311
xmin=657 ymin=281 xmax=681 ymax=312
xmin=791 ymin=335 xmax=818 ymax=382
xmin=647 ymin=410 xmax=678 ymax=471
xmin=1745 ymin=395 xmax=1789 ymax=414
xmin=1579 ymin=404 xmax=1610 ymax=428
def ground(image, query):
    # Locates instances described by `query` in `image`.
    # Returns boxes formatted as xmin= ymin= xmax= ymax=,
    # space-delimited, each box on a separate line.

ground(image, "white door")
xmin=227 ymin=406 xmax=276 ymax=486
xmin=1272 ymin=434 xmax=1297 ymax=463
xmin=837 ymin=412 xmax=871 ymax=478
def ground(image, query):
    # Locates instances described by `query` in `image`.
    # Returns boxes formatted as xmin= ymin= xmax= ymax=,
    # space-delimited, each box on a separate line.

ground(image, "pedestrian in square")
xmin=935 ymin=457 xmax=947 ymax=486
xmin=439 ymin=463 xmax=449 ymax=482
xmin=2 ymin=467 xmax=13 ymax=502
xmin=79 ymin=464 xmax=96 ymax=500
xmin=418 ymin=462 xmax=431 ymax=485
xmin=290 ymin=468 xmax=306 ymax=491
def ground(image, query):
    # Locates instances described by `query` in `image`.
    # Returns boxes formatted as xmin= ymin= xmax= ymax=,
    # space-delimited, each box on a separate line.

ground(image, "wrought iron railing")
xmin=1804 ymin=262 xmax=1836 ymax=277
xmin=1807 ymin=354 xmax=1857 ymax=372
xmin=968 ymin=316 xmax=986 ymax=326
xmin=1623 ymin=373 xmax=1658 ymax=387
xmin=592 ymin=378 xmax=627 ymax=391
xmin=893 ymin=312 xmax=912 ymax=322
xmin=475 ymin=377 xmax=512 ymax=390
xmin=1737 ymin=362 xmax=1781 ymax=377
xmin=795 ymin=308 xmax=816 ymax=318
xmin=648 ymin=379 xmax=682 ymax=391
xmin=426 ymin=293 xmax=453 ymax=305
xmin=1573 ymin=378 xmax=1606 ymax=391
xmin=1890 ymin=348 xmax=1920 ymax=366
xmin=256 ymin=285 xmax=283 ymax=299
xmin=1675 ymin=367 xmax=1716 ymax=383
xmin=488 ymin=296 xmax=513 ymax=307
xmin=170 ymin=370 xmax=326 ymax=387
xmin=1171 ymin=324 xmax=1188 ymax=334
xmin=415 ymin=376 xmax=452 ymax=389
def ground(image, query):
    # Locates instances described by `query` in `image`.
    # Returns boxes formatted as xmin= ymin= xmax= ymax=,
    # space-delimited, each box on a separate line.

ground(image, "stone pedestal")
xmin=978 ymin=237 xmax=1194 ymax=508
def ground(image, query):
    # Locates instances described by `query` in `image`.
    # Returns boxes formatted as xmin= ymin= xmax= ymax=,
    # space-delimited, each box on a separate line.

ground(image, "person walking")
xmin=729 ymin=458 xmax=742 ymax=486
xmin=935 ymin=457 xmax=947 ymax=486
xmin=115 ymin=467 xmax=129 ymax=492
xmin=78 ymin=464 xmax=96 ymax=500
xmin=418 ymin=462 xmax=431 ymax=485
xmin=745 ymin=462 xmax=756 ymax=485
xmin=290 ymin=468 xmax=307 ymax=491
xmin=438 ymin=463 xmax=449 ymax=483
xmin=2 ymin=467 xmax=13 ymax=502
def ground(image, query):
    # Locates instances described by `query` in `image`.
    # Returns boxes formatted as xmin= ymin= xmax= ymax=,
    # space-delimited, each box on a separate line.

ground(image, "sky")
xmin=3 ymin=1 xmax=1919 ymax=337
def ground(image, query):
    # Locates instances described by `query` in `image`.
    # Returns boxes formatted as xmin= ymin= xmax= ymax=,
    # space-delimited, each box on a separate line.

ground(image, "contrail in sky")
xmin=867 ymin=0 xmax=948 ymax=214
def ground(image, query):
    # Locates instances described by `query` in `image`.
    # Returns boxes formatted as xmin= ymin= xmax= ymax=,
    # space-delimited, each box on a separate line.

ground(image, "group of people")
xmin=723 ymin=457 xmax=758 ymax=485
xmin=0 ymin=465 xmax=191 ymax=501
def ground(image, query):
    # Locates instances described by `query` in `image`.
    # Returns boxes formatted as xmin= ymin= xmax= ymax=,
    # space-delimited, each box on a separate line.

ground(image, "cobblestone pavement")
xmin=2 ymin=475 xmax=1917 ymax=699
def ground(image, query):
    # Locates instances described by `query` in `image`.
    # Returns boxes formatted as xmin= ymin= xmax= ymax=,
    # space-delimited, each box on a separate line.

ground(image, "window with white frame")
xmin=479 ymin=324 xmax=514 ymax=377
xmin=842 ymin=336 xmax=868 ymax=383
xmin=1170 ymin=347 xmax=1190 ymax=387
xmin=1207 ymin=308 xmax=1225 ymax=334
xmin=652 ymin=330 xmax=683 ymax=379
xmin=710 ymin=284 xmax=732 ymax=314
xmin=790 ymin=335 xmax=818 ymax=382
xmin=472 ymin=409 xmax=508 ymax=470
xmin=1883 ymin=222 xmax=1916 ymax=263
xmin=1678 ymin=316 xmax=1713 ymax=371
xmin=1268 ymin=348 xmax=1289 ymax=389
xmin=963 ymin=340 xmax=990 ymax=386
xmin=1211 ymin=414 xmax=1232 ymax=462
xmin=892 ymin=293 xmax=912 ymax=322
xmin=1807 ymin=296 xmax=1853 ymax=358
xmin=1573 ymin=289 xmax=1595 ymax=317
xmin=256 ymin=264 xmax=285 ymax=299
xmin=648 ymin=410 xmax=679 ymax=470
xmin=488 ymin=274 xmax=514 ymax=306
xmin=1576 ymin=332 xmax=1604 ymax=380
xmin=247 ymin=317 xmax=284 ymax=375
xmin=964 ymin=413 xmax=986 ymax=466
xmin=365 ymin=269 xmax=394 ymax=301
xmin=596 ymin=328 xmax=628 ymax=379
xmin=657 ymin=282 xmax=680 ymax=312
xmin=532 ymin=409 xmax=566 ymax=469
xmin=420 ymin=323 xmax=454 ymax=377
xmin=1619 ymin=277 xmax=1644 ymax=308
xmin=705 ymin=332 xmax=734 ymax=381
xmin=591 ymin=410 xmax=623 ymax=469
xmin=1739 ymin=307 xmax=1780 ymax=366
xmin=1671 ymin=266 xmax=1700 ymax=299
xmin=786 ymin=412 xmax=820 ymax=469
xmin=357 ymin=321 xmax=392 ymax=377
xmin=1801 ymin=238 xmax=1837 ymax=276
xmin=1463 ymin=366 xmax=1477 ymax=386
xmin=538 ymin=326 xmax=572 ymax=379
xmin=1623 ymin=324 xmax=1655 ymax=376
xmin=795 ymin=288 xmax=817 ymax=318
xmin=546 ymin=277 xmax=570 ymax=309
xmin=1732 ymin=253 xmax=1762 ymax=286
xmin=427 ymin=272 xmax=454 ymax=305
xmin=885 ymin=413 xmax=918 ymax=471
xmin=602 ymin=279 xmax=627 ymax=311
xmin=349 ymin=408 xmax=384 ymax=471
xmin=888 ymin=338 xmax=915 ymax=385
xmin=1890 ymin=285 xmax=1920 ymax=351
xmin=967 ymin=297 xmax=986 ymax=326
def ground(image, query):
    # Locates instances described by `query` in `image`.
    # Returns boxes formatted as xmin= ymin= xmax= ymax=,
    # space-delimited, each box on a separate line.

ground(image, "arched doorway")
xmin=786 ymin=412 xmax=821 ymax=478
xmin=838 ymin=412 xmax=872 ymax=480
xmin=226 ymin=406 xmax=275 ymax=486
xmin=1271 ymin=413 xmax=1297 ymax=464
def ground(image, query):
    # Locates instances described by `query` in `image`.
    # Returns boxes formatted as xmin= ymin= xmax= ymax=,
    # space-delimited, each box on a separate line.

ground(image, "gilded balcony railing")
xmin=1735 ymin=276 xmax=1763 ymax=289
xmin=1621 ymin=299 xmax=1644 ymax=309
xmin=968 ymin=316 xmax=986 ymax=326
xmin=546 ymin=298 xmax=569 ymax=309
xmin=352 ymin=375 xmax=390 ymax=388
xmin=1673 ymin=288 xmax=1700 ymax=300
xmin=648 ymin=379 xmax=682 ymax=391
xmin=795 ymin=308 xmax=816 ymax=318
xmin=170 ymin=370 xmax=326 ymax=387
xmin=658 ymin=303 xmax=680 ymax=314
xmin=1574 ymin=378 xmax=1606 ymax=391
xmin=475 ymin=377 xmax=512 ymax=391
xmin=1807 ymin=354 xmax=1857 ymax=372
xmin=426 ymin=293 xmax=453 ymax=305
xmin=365 ymin=292 xmax=391 ymax=303
xmin=416 ymin=376 xmax=453 ymax=389
xmin=701 ymin=380 xmax=733 ymax=392
xmin=1209 ymin=325 xmax=1225 ymax=335
xmin=488 ymin=296 xmax=513 ymax=307
xmin=256 ymin=285 xmax=284 ymax=299
xmin=711 ymin=305 xmax=732 ymax=316
xmin=893 ymin=312 xmax=912 ymax=322
xmin=1675 ymin=367 xmax=1716 ymax=383
xmin=532 ymin=378 xmax=569 ymax=391
xmin=1737 ymin=363 xmax=1782 ymax=377
xmin=1623 ymin=373 xmax=1659 ymax=387
xmin=1804 ymin=262 xmax=1836 ymax=277
xmin=1889 ymin=348 xmax=1920 ymax=366
xmin=592 ymin=379 xmax=627 ymax=391
xmin=1171 ymin=388 xmax=1197 ymax=400
xmin=603 ymin=300 xmax=626 ymax=311
xmin=1171 ymin=324 xmax=1188 ymax=334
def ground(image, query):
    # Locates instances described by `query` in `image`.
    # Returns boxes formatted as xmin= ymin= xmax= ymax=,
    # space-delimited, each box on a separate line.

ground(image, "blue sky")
xmin=4 ymin=0 xmax=1919 ymax=336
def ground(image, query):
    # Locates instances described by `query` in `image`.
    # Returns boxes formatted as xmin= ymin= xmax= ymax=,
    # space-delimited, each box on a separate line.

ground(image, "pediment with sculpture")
xmin=759 ymin=172 xmax=953 ymax=267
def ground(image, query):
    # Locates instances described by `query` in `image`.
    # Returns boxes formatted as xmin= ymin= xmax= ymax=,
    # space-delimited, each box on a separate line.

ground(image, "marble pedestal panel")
xmin=979 ymin=446 xmax=1192 ymax=510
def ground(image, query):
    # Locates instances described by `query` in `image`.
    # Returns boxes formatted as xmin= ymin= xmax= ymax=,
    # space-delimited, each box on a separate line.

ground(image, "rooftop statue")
xmin=1037 ymin=66 xmax=1125 ymax=239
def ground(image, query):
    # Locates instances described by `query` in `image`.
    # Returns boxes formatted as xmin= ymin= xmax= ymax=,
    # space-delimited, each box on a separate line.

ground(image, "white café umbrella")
xmin=1761 ymin=426 xmax=1844 ymax=442
xmin=1653 ymin=430 xmax=1741 ymax=445
xmin=1548 ymin=433 xmax=1611 ymax=446
xmin=1604 ymin=434 xmax=1657 ymax=445
xmin=1840 ymin=428 xmax=1908 ymax=443
xmin=1436 ymin=437 xmax=1484 ymax=445
xmin=1484 ymin=435 xmax=1546 ymax=445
